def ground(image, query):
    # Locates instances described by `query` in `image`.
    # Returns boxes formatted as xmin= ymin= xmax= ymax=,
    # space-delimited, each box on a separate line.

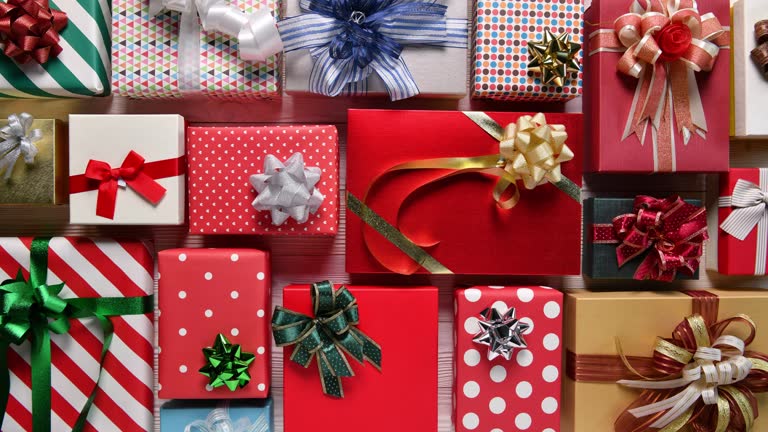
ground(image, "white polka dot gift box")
xmin=454 ymin=286 xmax=562 ymax=432
xmin=68 ymin=115 xmax=187 ymax=225
xmin=158 ymin=248 xmax=270 ymax=399
xmin=563 ymin=289 xmax=768 ymax=432
xmin=187 ymin=125 xmax=338 ymax=235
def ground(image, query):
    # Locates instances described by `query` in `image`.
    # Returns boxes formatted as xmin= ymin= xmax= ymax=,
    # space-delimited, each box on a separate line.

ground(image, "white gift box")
xmin=69 ymin=115 xmax=186 ymax=225
xmin=733 ymin=0 xmax=768 ymax=138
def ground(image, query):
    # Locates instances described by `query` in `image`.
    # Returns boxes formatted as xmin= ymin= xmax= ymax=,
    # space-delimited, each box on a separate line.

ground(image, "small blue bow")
xmin=278 ymin=0 xmax=467 ymax=100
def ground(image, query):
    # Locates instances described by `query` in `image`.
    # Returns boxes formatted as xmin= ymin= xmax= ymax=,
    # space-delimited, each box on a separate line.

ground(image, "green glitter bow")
xmin=199 ymin=333 xmax=256 ymax=391
xmin=527 ymin=29 xmax=581 ymax=87
xmin=272 ymin=280 xmax=382 ymax=398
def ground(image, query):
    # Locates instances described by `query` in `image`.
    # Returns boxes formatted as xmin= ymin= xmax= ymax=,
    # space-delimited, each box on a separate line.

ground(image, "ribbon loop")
xmin=184 ymin=403 xmax=270 ymax=432
xmin=720 ymin=179 xmax=768 ymax=241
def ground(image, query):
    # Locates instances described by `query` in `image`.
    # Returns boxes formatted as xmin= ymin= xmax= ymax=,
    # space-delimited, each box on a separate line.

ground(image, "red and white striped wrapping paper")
xmin=0 ymin=237 xmax=154 ymax=432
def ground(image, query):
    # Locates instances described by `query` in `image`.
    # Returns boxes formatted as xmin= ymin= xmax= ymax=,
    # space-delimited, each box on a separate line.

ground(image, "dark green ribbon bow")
xmin=199 ymin=333 xmax=255 ymax=391
xmin=0 ymin=237 xmax=153 ymax=432
xmin=272 ymin=281 xmax=382 ymax=398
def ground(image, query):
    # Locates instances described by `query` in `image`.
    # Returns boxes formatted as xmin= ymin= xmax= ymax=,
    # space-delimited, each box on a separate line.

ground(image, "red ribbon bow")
xmin=84 ymin=151 xmax=168 ymax=220
xmin=0 ymin=0 xmax=68 ymax=64
xmin=593 ymin=195 xmax=708 ymax=281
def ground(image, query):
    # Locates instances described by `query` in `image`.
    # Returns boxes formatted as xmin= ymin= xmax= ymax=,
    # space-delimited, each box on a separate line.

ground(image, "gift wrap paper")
xmin=112 ymin=0 xmax=280 ymax=98
xmin=160 ymin=398 xmax=273 ymax=431
xmin=0 ymin=0 xmax=111 ymax=98
xmin=454 ymin=286 xmax=563 ymax=432
xmin=472 ymin=0 xmax=583 ymax=101
xmin=563 ymin=289 xmax=768 ymax=432
xmin=733 ymin=0 xmax=768 ymax=138
xmin=0 ymin=237 xmax=154 ymax=432
xmin=0 ymin=118 xmax=66 ymax=204
xmin=187 ymin=125 xmax=339 ymax=235
xmin=158 ymin=248 xmax=271 ymax=399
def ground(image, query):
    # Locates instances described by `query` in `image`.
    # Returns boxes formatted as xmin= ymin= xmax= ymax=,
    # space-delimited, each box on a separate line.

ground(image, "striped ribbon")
xmin=278 ymin=0 xmax=468 ymax=101
xmin=719 ymin=169 xmax=768 ymax=275
xmin=0 ymin=0 xmax=110 ymax=98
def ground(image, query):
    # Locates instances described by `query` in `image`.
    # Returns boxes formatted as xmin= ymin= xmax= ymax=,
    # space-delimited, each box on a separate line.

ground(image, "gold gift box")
xmin=0 ymin=118 xmax=66 ymax=204
xmin=563 ymin=289 xmax=768 ymax=432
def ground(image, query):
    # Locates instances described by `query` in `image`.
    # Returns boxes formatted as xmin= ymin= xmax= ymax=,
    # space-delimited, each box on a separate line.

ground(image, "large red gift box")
xmin=584 ymin=0 xmax=730 ymax=173
xmin=0 ymin=237 xmax=154 ymax=432
xmin=454 ymin=286 xmax=563 ymax=432
xmin=158 ymin=248 xmax=271 ymax=399
xmin=282 ymin=285 xmax=438 ymax=432
xmin=718 ymin=168 xmax=768 ymax=275
xmin=346 ymin=109 xmax=583 ymax=275
xmin=187 ymin=125 xmax=339 ymax=235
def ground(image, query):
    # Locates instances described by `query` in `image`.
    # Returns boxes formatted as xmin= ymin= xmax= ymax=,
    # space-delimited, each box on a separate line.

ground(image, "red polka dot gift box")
xmin=158 ymin=248 xmax=271 ymax=399
xmin=472 ymin=0 xmax=583 ymax=102
xmin=187 ymin=125 xmax=339 ymax=235
xmin=454 ymin=286 xmax=563 ymax=432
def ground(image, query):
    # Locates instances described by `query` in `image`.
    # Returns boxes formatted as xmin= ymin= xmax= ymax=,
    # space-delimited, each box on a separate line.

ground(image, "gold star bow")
xmin=527 ymin=29 xmax=581 ymax=87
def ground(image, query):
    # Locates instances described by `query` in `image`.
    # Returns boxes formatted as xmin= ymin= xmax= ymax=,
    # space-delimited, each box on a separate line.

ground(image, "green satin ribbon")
xmin=271 ymin=281 xmax=382 ymax=398
xmin=199 ymin=333 xmax=255 ymax=391
xmin=0 ymin=237 xmax=153 ymax=432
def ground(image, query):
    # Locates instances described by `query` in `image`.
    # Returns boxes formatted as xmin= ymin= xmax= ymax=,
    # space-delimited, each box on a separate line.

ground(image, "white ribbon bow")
xmin=184 ymin=405 xmax=269 ymax=432
xmin=720 ymin=179 xmax=768 ymax=241
xmin=618 ymin=335 xmax=753 ymax=430
xmin=0 ymin=113 xmax=42 ymax=181
xmin=249 ymin=152 xmax=325 ymax=225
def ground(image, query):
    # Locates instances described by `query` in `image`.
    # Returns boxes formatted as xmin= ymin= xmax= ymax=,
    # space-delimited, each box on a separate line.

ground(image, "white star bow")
xmin=0 ymin=113 xmax=42 ymax=181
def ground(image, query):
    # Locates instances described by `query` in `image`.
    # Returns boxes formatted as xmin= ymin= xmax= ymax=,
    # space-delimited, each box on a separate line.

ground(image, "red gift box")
xmin=158 ymin=248 xmax=271 ymax=399
xmin=454 ymin=286 xmax=563 ymax=432
xmin=584 ymin=0 xmax=730 ymax=173
xmin=346 ymin=109 xmax=583 ymax=275
xmin=718 ymin=168 xmax=768 ymax=275
xmin=282 ymin=285 xmax=438 ymax=432
xmin=0 ymin=237 xmax=154 ymax=432
xmin=187 ymin=125 xmax=339 ymax=235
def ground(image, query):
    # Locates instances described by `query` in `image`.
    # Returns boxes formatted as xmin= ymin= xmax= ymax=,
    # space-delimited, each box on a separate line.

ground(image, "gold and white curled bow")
xmin=0 ymin=113 xmax=41 ymax=181
xmin=720 ymin=179 xmax=768 ymax=241
xmin=184 ymin=404 xmax=269 ymax=432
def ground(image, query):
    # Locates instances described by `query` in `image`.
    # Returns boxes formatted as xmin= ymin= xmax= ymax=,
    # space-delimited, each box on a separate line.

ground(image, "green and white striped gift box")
xmin=0 ymin=0 xmax=111 ymax=98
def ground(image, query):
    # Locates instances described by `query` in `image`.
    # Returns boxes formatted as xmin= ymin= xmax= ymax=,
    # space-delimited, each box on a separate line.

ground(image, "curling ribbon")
xmin=184 ymin=402 xmax=270 ymax=432
xmin=591 ymin=195 xmax=708 ymax=281
xmin=348 ymin=112 xmax=580 ymax=275
xmin=0 ymin=0 xmax=67 ymax=64
xmin=68 ymin=151 xmax=186 ymax=220
xmin=718 ymin=171 xmax=768 ymax=275
xmin=0 ymin=113 xmax=42 ymax=181
xmin=0 ymin=237 xmax=154 ymax=432
xmin=148 ymin=0 xmax=282 ymax=91
xmin=271 ymin=281 xmax=382 ymax=398
xmin=752 ymin=20 xmax=768 ymax=79
xmin=588 ymin=0 xmax=729 ymax=172
xmin=277 ymin=0 xmax=468 ymax=101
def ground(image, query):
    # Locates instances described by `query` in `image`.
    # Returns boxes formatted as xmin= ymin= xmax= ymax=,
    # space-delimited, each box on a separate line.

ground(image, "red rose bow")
xmin=0 ymin=0 xmax=68 ymax=64
xmin=594 ymin=195 xmax=708 ymax=281
xmin=84 ymin=151 xmax=167 ymax=220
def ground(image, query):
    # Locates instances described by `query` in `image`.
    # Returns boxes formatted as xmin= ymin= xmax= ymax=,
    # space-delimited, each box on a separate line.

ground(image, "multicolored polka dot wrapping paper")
xmin=472 ymin=0 xmax=583 ymax=102
xmin=187 ymin=125 xmax=339 ymax=235
xmin=111 ymin=0 xmax=280 ymax=99
xmin=454 ymin=286 xmax=563 ymax=432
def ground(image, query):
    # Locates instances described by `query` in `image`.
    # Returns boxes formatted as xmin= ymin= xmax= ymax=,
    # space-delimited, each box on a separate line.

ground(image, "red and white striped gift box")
xmin=0 ymin=237 xmax=154 ymax=432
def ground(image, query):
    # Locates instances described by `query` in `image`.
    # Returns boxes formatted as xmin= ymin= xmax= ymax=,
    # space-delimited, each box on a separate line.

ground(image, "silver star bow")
xmin=249 ymin=152 xmax=325 ymax=225
xmin=473 ymin=306 xmax=529 ymax=361
xmin=0 ymin=113 xmax=42 ymax=181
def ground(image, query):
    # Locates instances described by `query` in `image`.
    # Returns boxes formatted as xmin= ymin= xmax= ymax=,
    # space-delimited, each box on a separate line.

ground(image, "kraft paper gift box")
xmin=584 ymin=0 xmax=730 ymax=172
xmin=472 ymin=0 xmax=584 ymax=102
xmin=158 ymin=248 xmax=271 ymax=399
xmin=0 ymin=0 xmax=110 ymax=98
xmin=111 ymin=0 xmax=282 ymax=98
xmin=563 ymin=289 xmax=768 ymax=432
xmin=278 ymin=284 xmax=438 ymax=432
xmin=732 ymin=0 xmax=768 ymax=138
xmin=0 ymin=237 xmax=154 ymax=431
xmin=160 ymin=399 xmax=274 ymax=432
xmin=187 ymin=125 xmax=339 ymax=235
xmin=281 ymin=0 xmax=469 ymax=99
xmin=346 ymin=109 xmax=583 ymax=275
xmin=68 ymin=114 xmax=186 ymax=225
xmin=584 ymin=196 xmax=706 ymax=281
xmin=454 ymin=286 xmax=563 ymax=432
xmin=0 ymin=113 xmax=66 ymax=204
